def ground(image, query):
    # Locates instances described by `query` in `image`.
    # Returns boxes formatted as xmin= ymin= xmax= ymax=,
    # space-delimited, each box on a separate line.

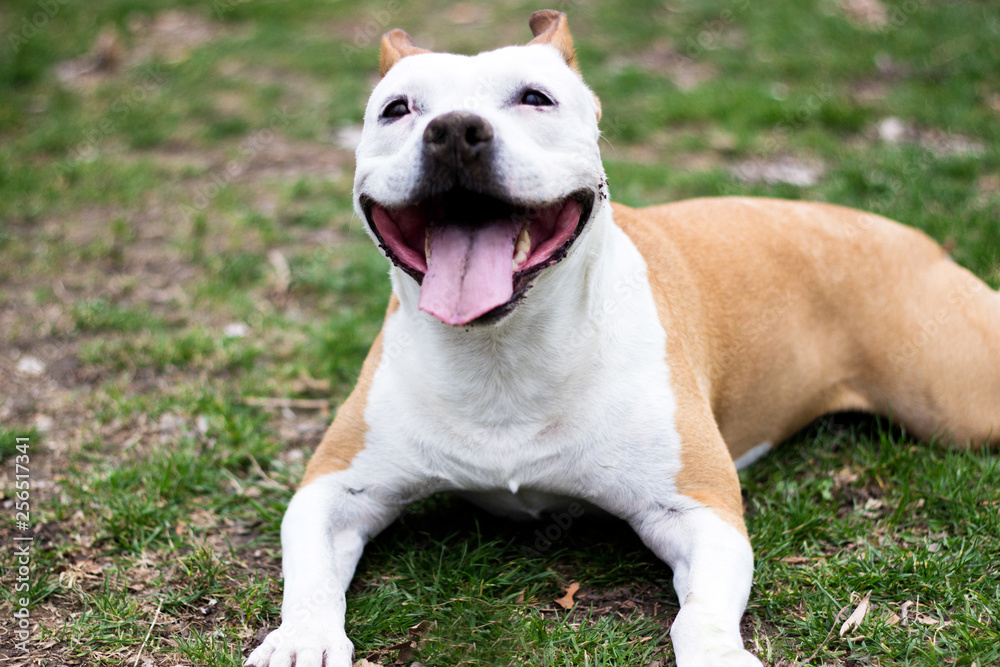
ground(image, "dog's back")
xmin=614 ymin=197 xmax=1000 ymax=455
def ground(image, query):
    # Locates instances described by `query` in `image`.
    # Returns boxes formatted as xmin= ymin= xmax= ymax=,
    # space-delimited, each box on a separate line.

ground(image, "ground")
xmin=1 ymin=0 xmax=998 ymax=665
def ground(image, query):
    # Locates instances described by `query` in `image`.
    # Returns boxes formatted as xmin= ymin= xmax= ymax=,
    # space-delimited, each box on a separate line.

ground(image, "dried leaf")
xmin=555 ymin=582 xmax=580 ymax=610
xmin=397 ymin=639 xmax=418 ymax=662
xmin=353 ymin=660 xmax=382 ymax=667
xmin=915 ymin=612 xmax=944 ymax=626
xmin=515 ymin=589 xmax=526 ymax=604
xmin=268 ymin=249 xmax=291 ymax=294
xmin=408 ymin=620 xmax=433 ymax=638
xmin=781 ymin=556 xmax=812 ymax=565
xmin=886 ymin=613 xmax=901 ymax=626
xmin=900 ymin=600 xmax=913 ymax=626
xmin=839 ymin=592 xmax=871 ymax=637
xmin=833 ymin=467 xmax=860 ymax=486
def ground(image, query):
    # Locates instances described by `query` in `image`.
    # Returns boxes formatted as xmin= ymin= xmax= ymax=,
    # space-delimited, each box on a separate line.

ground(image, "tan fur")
xmin=612 ymin=197 xmax=1000 ymax=530
xmin=663 ymin=333 xmax=748 ymax=537
xmin=379 ymin=29 xmax=430 ymax=78
xmin=528 ymin=10 xmax=579 ymax=72
xmin=615 ymin=197 xmax=1000 ymax=454
xmin=301 ymin=296 xmax=399 ymax=487
xmin=614 ymin=201 xmax=747 ymax=535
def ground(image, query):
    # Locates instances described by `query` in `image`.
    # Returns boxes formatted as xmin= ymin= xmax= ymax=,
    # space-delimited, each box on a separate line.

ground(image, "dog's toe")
xmin=245 ymin=626 xmax=353 ymax=667
xmin=289 ymin=648 xmax=324 ymax=667
xmin=244 ymin=637 xmax=275 ymax=667
xmin=720 ymin=648 xmax=764 ymax=667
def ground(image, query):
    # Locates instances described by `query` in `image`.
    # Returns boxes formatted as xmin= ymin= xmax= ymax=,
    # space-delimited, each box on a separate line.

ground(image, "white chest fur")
xmin=358 ymin=211 xmax=687 ymax=520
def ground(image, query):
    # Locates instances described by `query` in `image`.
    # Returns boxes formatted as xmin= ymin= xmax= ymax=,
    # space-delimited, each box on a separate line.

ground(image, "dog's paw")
xmin=695 ymin=646 xmax=762 ymax=667
xmin=244 ymin=625 xmax=353 ymax=667
xmin=670 ymin=604 xmax=763 ymax=667
xmin=672 ymin=644 xmax=762 ymax=667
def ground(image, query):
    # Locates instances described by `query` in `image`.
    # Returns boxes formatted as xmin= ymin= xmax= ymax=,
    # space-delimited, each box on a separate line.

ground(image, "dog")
xmin=246 ymin=10 xmax=1000 ymax=667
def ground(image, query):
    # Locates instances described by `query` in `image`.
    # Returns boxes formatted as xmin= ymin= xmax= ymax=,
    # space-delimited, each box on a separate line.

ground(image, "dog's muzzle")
xmin=362 ymin=111 xmax=595 ymax=327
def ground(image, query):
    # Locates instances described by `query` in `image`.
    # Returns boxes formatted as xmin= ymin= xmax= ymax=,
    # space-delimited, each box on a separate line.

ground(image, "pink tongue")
xmin=419 ymin=220 xmax=521 ymax=326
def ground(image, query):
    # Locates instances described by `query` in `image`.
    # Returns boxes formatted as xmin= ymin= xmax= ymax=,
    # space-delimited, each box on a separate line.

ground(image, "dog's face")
xmin=354 ymin=13 xmax=604 ymax=326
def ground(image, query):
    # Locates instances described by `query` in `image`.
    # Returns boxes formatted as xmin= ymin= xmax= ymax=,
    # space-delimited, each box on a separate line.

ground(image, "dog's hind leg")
xmin=859 ymin=254 xmax=1000 ymax=448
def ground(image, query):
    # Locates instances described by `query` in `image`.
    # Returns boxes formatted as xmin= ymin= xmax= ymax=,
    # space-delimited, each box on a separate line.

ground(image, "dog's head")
xmin=354 ymin=10 xmax=605 ymax=326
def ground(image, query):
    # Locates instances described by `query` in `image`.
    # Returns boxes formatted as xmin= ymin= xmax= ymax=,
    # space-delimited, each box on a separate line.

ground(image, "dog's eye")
xmin=520 ymin=89 xmax=554 ymax=107
xmin=381 ymin=98 xmax=410 ymax=120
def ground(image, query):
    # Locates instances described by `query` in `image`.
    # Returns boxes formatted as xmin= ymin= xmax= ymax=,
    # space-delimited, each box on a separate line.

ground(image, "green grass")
xmin=743 ymin=418 xmax=1000 ymax=664
xmin=0 ymin=0 xmax=998 ymax=664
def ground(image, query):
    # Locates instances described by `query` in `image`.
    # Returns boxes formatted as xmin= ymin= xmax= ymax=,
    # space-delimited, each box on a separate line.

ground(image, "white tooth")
xmin=516 ymin=226 xmax=531 ymax=254
xmin=425 ymin=229 xmax=431 ymax=260
xmin=513 ymin=227 xmax=531 ymax=269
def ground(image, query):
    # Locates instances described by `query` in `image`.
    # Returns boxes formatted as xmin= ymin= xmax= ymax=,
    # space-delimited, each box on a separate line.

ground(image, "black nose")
xmin=423 ymin=111 xmax=494 ymax=165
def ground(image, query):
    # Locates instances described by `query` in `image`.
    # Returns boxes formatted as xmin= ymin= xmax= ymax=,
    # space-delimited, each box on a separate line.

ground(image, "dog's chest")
xmin=391 ymin=364 xmax=685 ymax=517
xmin=363 ymin=230 xmax=689 ymax=513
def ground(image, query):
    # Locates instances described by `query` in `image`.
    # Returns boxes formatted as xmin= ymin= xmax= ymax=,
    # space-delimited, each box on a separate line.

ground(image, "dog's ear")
xmin=529 ymin=11 xmax=599 ymax=119
xmin=379 ymin=29 xmax=430 ymax=77
xmin=528 ymin=10 xmax=578 ymax=72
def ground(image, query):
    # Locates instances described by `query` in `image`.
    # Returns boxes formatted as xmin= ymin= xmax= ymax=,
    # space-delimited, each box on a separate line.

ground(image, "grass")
xmin=0 ymin=0 xmax=998 ymax=664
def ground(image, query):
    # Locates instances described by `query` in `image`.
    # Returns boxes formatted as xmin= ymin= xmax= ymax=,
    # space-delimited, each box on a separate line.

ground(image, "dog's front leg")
xmin=631 ymin=504 xmax=762 ymax=667
xmin=245 ymin=476 xmax=402 ymax=667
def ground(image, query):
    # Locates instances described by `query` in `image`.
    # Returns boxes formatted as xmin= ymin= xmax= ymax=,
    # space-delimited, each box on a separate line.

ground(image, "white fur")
xmin=637 ymin=507 xmax=761 ymax=667
xmin=734 ymin=441 xmax=773 ymax=470
xmin=354 ymin=46 xmax=603 ymax=215
xmin=371 ymin=212 xmax=684 ymax=514
xmin=247 ymin=42 xmax=760 ymax=667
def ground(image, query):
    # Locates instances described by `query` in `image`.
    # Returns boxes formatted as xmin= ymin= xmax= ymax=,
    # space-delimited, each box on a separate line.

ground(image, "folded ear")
xmin=528 ymin=10 xmax=578 ymax=72
xmin=379 ymin=29 xmax=431 ymax=77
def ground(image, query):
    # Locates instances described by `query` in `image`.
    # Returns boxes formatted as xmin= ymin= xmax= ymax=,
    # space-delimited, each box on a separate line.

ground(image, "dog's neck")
xmin=387 ymin=200 xmax=621 ymax=423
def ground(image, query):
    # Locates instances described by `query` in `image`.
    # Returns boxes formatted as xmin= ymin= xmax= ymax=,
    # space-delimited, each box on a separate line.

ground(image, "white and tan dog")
xmin=247 ymin=11 xmax=1000 ymax=667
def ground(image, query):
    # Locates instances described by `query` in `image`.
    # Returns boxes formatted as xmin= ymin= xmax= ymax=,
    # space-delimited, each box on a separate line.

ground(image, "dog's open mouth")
xmin=362 ymin=188 xmax=594 ymax=326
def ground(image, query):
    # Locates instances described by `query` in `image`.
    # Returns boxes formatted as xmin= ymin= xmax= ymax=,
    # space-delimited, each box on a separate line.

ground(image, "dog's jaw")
xmin=361 ymin=188 xmax=596 ymax=326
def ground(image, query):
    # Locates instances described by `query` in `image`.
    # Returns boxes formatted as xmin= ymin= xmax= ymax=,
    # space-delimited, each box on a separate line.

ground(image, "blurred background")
xmin=1 ymin=1 xmax=999 ymax=665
